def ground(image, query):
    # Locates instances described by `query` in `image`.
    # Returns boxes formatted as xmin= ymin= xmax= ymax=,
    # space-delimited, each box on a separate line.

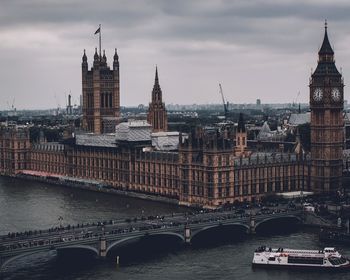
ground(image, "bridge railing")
xmin=0 ymin=208 xmax=302 ymax=256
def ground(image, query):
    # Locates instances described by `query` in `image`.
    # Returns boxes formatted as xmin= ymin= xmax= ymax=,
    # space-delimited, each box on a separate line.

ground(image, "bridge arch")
xmin=1 ymin=250 xmax=53 ymax=271
xmin=106 ymin=232 xmax=184 ymax=255
xmin=56 ymin=245 xmax=99 ymax=256
xmin=0 ymin=245 xmax=99 ymax=272
xmin=190 ymin=223 xmax=249 ymax=244
xmin=255 ymin=215 xmax=302 ymax=233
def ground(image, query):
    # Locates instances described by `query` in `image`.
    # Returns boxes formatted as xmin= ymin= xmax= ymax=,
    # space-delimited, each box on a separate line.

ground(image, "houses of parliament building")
xmin=0 ymin=24 xmax=345 ymax=208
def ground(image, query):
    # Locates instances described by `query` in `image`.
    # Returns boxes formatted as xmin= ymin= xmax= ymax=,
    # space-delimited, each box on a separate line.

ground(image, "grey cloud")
xmin=1 ymin=0 xmax=348 ymax=53
xmin=0 ymin=0 xmax=349 ymax=109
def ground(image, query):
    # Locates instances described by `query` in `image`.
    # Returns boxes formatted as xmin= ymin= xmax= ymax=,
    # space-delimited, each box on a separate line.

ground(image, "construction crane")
xmin=6 ymin=98 xmax=16 ymax=117
xmin=53 ymin=92 xmax=61 ymax=116
xmin=6 ymin=98 xmax=15 ymax=111
xmin=219 ymin=83 xmax=229 ymax=120
xmin=293 ymin=91 xmax=300 ymax=107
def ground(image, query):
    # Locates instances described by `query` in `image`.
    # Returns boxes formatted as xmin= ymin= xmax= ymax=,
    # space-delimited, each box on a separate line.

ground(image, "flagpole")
xmin=99 ymin=24 xmax=101 ymax=60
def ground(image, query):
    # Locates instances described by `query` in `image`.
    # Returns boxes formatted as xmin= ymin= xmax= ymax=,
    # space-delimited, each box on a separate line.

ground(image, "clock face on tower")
xmin=313 ymin=88 xmax=323 ymax=102
xmin=331 ymin=88 xmax=341 ymax=101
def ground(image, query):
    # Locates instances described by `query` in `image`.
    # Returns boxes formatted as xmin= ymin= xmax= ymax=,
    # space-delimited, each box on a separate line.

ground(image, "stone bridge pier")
xmin=250 ymin=215 xmax=256 ymax=234
xmin=184 ymin=226 xmax=191 ymax=244
xmin=99 ymin=237 xmax=107 ymax=258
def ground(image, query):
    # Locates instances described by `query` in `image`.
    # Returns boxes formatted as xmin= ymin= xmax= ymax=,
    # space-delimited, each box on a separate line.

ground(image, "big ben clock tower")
xmin=310 ymin=21 xmax=344 ymax=193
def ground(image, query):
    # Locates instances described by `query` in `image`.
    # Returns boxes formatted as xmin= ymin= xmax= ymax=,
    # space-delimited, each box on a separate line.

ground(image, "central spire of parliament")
xmin=147 ymin=67 xmax=168 ymax=132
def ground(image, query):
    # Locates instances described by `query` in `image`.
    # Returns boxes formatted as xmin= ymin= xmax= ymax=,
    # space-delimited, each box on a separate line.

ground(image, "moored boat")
xmin=252 ymin=246 xmax=350 ymax=270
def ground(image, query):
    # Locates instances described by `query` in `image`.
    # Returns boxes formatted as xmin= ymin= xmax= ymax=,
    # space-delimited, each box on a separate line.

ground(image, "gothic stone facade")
xmin=0 ymin=24 xmax=344 ymax=208
xmin=310 ymin=24 xmax=344 ymax=192
xmin=82 ymin=49 xmax=120 ymax=134
xmin=0 ymin=126 xmax=30 ymax=175
xmin=0 ymin=125 xmax=310 ymax=208
xmin=147 ymin=67 xmax=168 ymax=132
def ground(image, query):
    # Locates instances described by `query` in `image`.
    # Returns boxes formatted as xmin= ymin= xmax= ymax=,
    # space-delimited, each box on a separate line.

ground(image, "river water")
xmin=0 ymin=176 xmax=349 ymax=280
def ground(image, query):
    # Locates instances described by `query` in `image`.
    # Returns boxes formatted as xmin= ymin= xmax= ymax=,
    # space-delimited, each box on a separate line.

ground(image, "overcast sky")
xmin=1 ymin=0 xmax=350 ymax=110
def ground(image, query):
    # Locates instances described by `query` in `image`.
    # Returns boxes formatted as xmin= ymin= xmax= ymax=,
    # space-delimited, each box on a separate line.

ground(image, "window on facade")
xmin=275 ymin=181 xmax=281 ymax=192
xmin=183 ymin=183 xmax=189 ymax=194
xmin=208 ymin=156 xmax=213 ymax=166
xmin=208 ymin=187 xmax=213 ymax=198
xmin=267 ymin=182 xmax=273 ymax=192
xmin=243 ymin=185 xmax=248 ymax=195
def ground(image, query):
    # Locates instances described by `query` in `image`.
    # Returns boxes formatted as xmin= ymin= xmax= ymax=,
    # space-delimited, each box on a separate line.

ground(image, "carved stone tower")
xmin=147 ymin=67 xmax=168 ymax=132
xmin=310 ymin=22 xmax=344 ymax=192
xmin=82 ymin=48 xmax=120 ymax=134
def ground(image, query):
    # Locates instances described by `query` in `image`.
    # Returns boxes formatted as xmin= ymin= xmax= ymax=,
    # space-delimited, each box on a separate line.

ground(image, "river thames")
xmin=1 ymin=176 xmax=349 ymax=280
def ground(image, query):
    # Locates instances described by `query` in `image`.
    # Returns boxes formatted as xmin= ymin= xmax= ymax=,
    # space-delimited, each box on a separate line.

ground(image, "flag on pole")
xmin=94 ymin=27 xmax=100 ymax=35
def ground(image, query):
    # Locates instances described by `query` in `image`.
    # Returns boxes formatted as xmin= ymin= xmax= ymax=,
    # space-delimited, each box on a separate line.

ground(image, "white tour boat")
xmin=252 ymin=246 xmax=350 ymax=270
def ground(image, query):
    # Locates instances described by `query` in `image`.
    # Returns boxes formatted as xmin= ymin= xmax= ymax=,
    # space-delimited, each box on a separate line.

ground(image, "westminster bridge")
xmin=0 ymin=208 xmax=302 ymax=271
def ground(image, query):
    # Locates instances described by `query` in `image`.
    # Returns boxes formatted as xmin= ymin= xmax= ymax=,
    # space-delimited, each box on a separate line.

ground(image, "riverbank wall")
xmin=9 ymin=174 xmax=181 ymax=207
xmin=302 ymin=211 xmax=336 ymax=229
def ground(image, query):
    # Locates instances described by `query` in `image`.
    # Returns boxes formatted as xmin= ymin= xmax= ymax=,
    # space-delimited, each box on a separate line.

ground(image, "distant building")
xmin=256 ymin=121 xmax=284 ymax=141
xmin=0 ymin=126 xmax=30 ymax=175
xmin=66 ymin=94 xmax=73 ymax=115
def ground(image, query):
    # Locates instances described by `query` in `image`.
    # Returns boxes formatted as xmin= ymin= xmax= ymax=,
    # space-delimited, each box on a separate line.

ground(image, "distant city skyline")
xmin=1 ymin=0 xmax=350 ymax=110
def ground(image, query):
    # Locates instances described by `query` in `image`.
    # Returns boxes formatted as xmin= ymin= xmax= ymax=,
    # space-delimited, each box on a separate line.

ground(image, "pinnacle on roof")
xmin=82 ymin=49 xmax=87 ymax=62
xmin=155 ymin=65 xmax=159 ymax=85
xmin=94 ymin=48 xmax=99 ymax=60
xmin=318 ymin=20 xmax=334 ymax=56
xmin=114 ymin=48 xmax=119 ymax=61
xmin=152 ymin=66 xmax=162 ymax=102
xmin=102 ymin=50 xmax=107 ymax=64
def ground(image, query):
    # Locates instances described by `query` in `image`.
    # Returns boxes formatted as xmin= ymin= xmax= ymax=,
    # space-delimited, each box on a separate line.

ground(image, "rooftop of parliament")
xmin=0 ymin=24 xmax=346 ymax=208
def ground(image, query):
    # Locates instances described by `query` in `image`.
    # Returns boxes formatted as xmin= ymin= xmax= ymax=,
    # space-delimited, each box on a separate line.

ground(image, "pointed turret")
xmin=113 ymin=48 xmax=119 ymax=70
xmin=113 ymin=48 xmax=119 ymax=61
xmin=94 ymin=48 xmax=99 ymax=61
xmin=312 ymin=21 xmax=340 ymax=76
xmin=147 ymin=66 xmax=167 ymax=132
xmin=93 ymin=48 xmax=99 ymax=68
xmin=102 ymin=50 xmax=107 ymax=65
xmin=82 ymin=49 xmax=87 ymax=62
xmin=318 ymin=20 xmax=334 ymax=57
xmin=155 ymin=66 xmax=159 ymax=84
xmin=82 ymin=49 xmax=88 ymax=71
xmin=152 ymin=66 xmax=162 ymax=102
